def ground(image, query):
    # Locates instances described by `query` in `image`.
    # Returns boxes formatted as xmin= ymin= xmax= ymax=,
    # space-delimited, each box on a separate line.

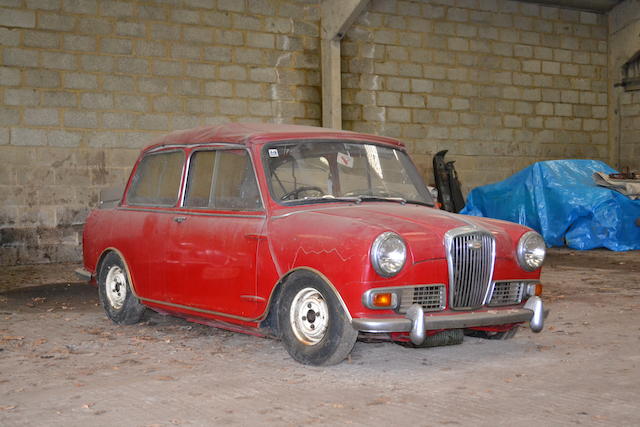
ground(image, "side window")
xmin=184 ymin=149 xmax=262 ymax=211
xmin=184 ymin=151 xmax=215 ymax=208
xmin=127 ymin=151 xmax=185 ymax=206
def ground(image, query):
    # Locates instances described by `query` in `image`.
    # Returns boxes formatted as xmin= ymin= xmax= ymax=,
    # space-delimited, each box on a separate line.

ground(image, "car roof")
xmin=144 ymin=122 xmax=405 ymax=152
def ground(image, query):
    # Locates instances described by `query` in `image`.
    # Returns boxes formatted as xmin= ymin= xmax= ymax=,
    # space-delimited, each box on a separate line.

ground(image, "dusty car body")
xmin=78 ymin=123 xmax=546 ymax=365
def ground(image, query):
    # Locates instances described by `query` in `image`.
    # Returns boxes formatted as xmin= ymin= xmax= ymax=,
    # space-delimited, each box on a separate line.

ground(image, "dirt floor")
xmin=1 ymin=249 xmax=639 ymax=426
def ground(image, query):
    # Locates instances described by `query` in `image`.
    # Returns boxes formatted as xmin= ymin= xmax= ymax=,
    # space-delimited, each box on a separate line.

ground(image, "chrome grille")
xmin=446 ymin=228 xmax=495 ymax=310
xmin=489 ymin=281 xmax=526 ymax=306
xmin=399 ymin=285 xmax=445 ymax=313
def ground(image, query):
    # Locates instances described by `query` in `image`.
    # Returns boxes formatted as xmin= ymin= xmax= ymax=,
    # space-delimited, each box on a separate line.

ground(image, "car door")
xmin=118 ymin=149 xmax=186 ymax=301
xmin=163 ymin=147 xmax=266 ymax=318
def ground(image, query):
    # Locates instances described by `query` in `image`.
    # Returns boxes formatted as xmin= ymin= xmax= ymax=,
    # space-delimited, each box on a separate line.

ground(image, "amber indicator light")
xmin=372 ymin=293 xmax=393 ymax=307
xmin=534 ymin=284 xmax=543 ymax=296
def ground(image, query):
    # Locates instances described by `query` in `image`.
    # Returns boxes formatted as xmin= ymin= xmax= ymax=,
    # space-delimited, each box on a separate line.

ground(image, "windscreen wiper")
xmin=356 ymin=196 xmax=434 ymax=207
xmin=405 ymin=199 xmax=434 ymax=207
xmin=283 ymin=195 xmax=433 ymax=207
xmin=355 ymin=195 xmax=407 ymax=204
xmin=282 ymin=196 xmax=361 ymax=205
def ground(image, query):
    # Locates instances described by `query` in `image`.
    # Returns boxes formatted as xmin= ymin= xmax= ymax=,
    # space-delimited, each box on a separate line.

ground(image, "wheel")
xmin=98 ymin=252 xmax=145 ymax=325
xmin=277 ymin=271 xmax=358 ymax=365
xmin=492 ymin=327 xmax=519 ymax=340
xmin=464 ymin=326 xmax=519 ymax=340
xmin=281 ymin=186 xmax=324 ymax=201
xmin=397 ymin=329 xmax=464 ymax=348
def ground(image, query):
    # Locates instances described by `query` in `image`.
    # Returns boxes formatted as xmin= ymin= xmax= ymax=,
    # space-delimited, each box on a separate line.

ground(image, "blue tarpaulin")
xmin=461 ymin=160 xmax=640 ymax=251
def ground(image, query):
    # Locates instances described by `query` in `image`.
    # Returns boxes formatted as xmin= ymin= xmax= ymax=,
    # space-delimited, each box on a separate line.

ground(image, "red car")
xmin=78 ymin=123 xmax=546 ymax=365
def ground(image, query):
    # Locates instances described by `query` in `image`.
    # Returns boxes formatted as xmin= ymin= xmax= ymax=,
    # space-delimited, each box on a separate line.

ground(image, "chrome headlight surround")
xmin=370 ymin=232 xmax=407 ymax=278
xmin=516 ymin=231 xmax=546 ymax=271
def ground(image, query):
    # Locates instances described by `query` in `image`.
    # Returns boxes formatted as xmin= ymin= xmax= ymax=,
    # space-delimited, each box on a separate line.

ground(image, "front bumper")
xmin=351 ymin=296 xmax=547 ymax=345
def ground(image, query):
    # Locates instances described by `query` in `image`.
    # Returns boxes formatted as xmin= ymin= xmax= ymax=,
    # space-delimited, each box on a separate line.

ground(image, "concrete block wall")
xmin=619 ymin=91 xmax=640 ymax=169
xmin=0 ymin=0 xmax=627 ymax=265
xmin=0 ymin=0 xmax=321 ymax=265
xmin=341 ymin=0 xmax=609 ymax=187
xmin=608 ymin=0 xmax=640 ymax=171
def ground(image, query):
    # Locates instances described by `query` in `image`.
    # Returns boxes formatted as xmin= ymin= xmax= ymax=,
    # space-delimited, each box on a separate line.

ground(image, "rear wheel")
xmin=278 ymin=272 xmax=357 ymax=365
xmin=98 ymin=252 xmax=145 ymax=325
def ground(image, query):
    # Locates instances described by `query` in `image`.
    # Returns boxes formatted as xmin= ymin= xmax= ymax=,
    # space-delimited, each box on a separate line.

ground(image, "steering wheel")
xmin=281 ymin=186 xmax=324 ymax=201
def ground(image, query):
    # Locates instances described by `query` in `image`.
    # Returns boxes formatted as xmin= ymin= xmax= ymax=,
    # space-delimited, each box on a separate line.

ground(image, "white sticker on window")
xmin=337 ymin=152 xmax=354 ymax=168
xmin=268 ymin=149 xmax=279 ymax=158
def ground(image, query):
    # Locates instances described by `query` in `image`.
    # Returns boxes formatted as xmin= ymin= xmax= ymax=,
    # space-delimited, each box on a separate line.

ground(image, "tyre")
xmin=464 ymin=326 xmax=519 ymax=340
xmin=492 ymin=327 xmax=519 ymax=340
xmin=277 ymin=271 xmax=358 ymax=366
xmin=397 ymin=329 xmax=464 ymax=348
xmin=98 ymin=252 xmax=145 ymax=325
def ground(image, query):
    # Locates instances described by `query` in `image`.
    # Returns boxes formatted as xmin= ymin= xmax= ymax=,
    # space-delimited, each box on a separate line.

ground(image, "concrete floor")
xmin=1 ymin=248 xmax=639 ymax=426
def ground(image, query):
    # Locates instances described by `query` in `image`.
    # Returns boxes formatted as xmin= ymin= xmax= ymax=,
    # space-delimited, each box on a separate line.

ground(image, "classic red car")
xmin=78 ymin=123 xmax=546 ymax=365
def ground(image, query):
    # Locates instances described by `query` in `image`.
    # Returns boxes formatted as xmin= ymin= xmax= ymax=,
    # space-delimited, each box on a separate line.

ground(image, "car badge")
xmin=467 ymin=239 xmax=483 ymax=250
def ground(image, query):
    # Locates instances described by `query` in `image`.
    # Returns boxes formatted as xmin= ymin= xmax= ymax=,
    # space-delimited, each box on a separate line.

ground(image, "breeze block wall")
xmin=341 ymin=0 xmax=609 ymax=186
xmin=0 ymin=0 xmax=617 ymax=265
xmin=609 ymin=0 xmax=640 ymax=172
xmin=619 ymin=91 xmax=640 ymax=171
xmin=0 ymin=0 xmax=321 ymax=265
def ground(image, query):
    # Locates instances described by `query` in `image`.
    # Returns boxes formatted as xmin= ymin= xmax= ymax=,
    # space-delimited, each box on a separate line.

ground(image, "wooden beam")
xmin=321 ymin=38 xmax=342 ymax=129
xmin=321 ymin=0 xmax=369 ymax=41
xmin=320 ymin=0 xmax=369 ymax=129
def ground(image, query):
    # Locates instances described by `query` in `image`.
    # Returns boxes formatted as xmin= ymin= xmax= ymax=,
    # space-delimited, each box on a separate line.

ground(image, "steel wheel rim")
xmin=289 ymin=287 xmax=329 ymax=345
xmin=105 ymin=266 xmax=127 ymax=310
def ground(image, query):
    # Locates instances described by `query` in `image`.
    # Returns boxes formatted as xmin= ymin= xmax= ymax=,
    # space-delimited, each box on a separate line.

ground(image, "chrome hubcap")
xmin=105 ymin=266 xmax=127 ymax=310
xmin=290 ymin=287 xmax=328 ymax=345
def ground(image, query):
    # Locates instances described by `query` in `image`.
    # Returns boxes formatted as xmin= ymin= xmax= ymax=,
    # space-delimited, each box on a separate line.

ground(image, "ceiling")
xmin=519 ymin=0 xmax=623 ymax=13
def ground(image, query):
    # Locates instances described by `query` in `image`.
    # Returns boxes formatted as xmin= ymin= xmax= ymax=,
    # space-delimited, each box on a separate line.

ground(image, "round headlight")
xmin=370 ymin=232 xmax=406 ymax=277
xmin=517 ymin=231 xmax=546 ymax=271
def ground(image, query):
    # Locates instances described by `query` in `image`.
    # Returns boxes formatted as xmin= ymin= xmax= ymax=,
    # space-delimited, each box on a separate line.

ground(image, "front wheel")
xmin=98 ymin=252 xmax=145 ymax=325
xmin=277 ymin=272 xmax=357 ymax=365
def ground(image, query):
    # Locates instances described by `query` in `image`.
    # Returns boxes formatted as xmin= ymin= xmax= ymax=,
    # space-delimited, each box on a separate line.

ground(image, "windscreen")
xmin=265 ymin=141 xmax=433 ymax=205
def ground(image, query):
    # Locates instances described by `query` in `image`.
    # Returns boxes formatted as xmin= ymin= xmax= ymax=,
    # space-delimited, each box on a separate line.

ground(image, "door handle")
xmin=173 ymin=216 xmax=187 ymax=223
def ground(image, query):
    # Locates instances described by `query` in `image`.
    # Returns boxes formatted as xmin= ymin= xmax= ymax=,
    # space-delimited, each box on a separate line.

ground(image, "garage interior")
xmin=1 ymin=0 xmax=639 ymax=424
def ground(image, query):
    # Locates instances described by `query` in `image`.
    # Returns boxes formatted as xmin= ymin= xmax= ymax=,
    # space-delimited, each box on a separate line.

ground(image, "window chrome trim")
xmin=125 ymin=149 xmax=186 ymax=208
xmin=147 ymin=142 xmax=243 ymax=153
xmin=117 ymin=206 xmax=266 ymax=219
xmin=179 ymin=145 xmax=266 ymax=212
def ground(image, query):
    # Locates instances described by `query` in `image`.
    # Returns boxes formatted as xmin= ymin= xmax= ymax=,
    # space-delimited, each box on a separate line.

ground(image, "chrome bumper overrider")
xmin=351 ymin=296 xmax=547 ymax=345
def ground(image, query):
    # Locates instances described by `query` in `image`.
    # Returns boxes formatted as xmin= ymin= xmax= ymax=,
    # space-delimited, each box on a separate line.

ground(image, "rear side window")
xmin=184 ymin=149 xmax=262 ymax=211
xmin=127 ymin=151 xmax=185 ymax=206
